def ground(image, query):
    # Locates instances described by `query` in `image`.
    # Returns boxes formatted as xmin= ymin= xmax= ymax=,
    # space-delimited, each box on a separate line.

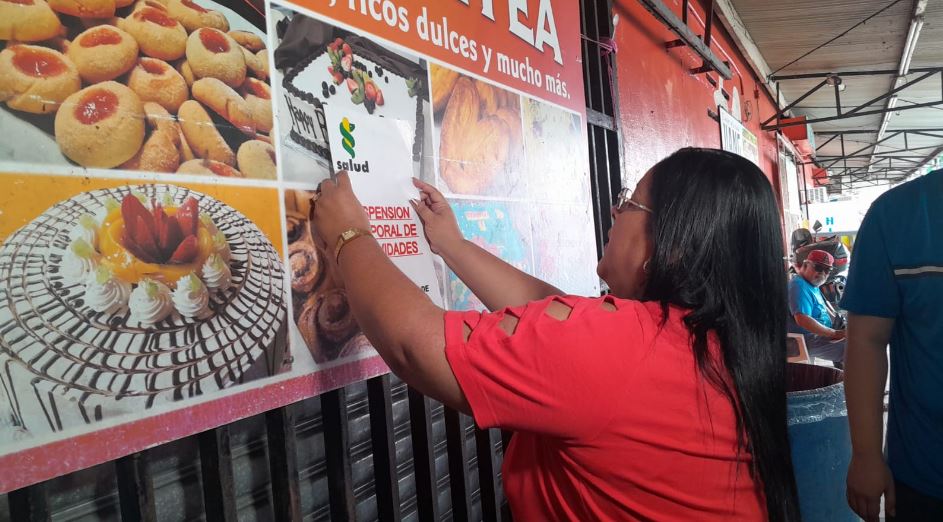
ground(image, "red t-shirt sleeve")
xmin=444 ymin=295 xmax=647 ymax=441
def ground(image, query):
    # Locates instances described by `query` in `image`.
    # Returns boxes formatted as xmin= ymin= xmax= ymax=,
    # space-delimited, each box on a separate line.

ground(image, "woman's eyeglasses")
xmin=614 ymin=187 xmax=654 ymax=214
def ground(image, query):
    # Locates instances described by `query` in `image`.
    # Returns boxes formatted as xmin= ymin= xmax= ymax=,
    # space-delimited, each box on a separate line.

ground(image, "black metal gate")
xmin=0 ymin=1 xmax=621 ymax=519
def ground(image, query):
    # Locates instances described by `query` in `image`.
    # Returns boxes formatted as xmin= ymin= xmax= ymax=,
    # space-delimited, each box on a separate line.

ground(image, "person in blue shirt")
xmin=843 ymin=168 xmax=943 ymax=522
xmin=788 ymin=249 xmax=846 ymax=366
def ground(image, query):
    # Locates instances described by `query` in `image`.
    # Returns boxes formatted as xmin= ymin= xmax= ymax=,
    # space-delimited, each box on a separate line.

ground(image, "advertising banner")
xmin=719 ymin=106 xmax=759 ymax=166
xmin=0 ymin=0 xmax=595 ymax=491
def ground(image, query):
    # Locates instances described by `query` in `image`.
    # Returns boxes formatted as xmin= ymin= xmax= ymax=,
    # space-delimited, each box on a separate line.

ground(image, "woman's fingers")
xmin=410 ymin=198 xmax=432 ymax=224
xmin=335 ymin=171 xmax=352 ymax=189
xmin=412 ymin=177 xmax=446 ymax=204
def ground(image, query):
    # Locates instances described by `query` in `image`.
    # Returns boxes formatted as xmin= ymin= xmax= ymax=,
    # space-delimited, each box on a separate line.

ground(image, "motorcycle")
xmin=790 ymin=221 xmax=850 ymax=309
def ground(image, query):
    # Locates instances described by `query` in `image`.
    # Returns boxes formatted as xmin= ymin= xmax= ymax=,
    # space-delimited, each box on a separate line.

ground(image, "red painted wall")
xmin=611 ymin=0 xmax=791 ymax=189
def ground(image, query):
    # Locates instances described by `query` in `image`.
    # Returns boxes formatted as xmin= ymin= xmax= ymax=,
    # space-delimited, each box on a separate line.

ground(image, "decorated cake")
xmin=281 ymin=34 xmax=425 ymax=166
xmin=0 ymin=184 xmax=288 ymax=435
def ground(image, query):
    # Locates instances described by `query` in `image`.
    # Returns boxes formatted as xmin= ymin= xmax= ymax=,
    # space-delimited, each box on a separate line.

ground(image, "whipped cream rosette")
xmin=62 ymin=238 xmax=100 ymax=283
xmin=0 ymin=184 xmax=288 ymax=435
xmin=129 ymin=278 xmax=174 ymax=326
xmin=85 ymin=265 xmax=132 ymax=315
xmin=173 ymin=273 xmax=212 ymax=319
xmin=202 ymin=254 xmax=232 ymax=292
xmin=69 ymin=214 xmax=99 ymax=247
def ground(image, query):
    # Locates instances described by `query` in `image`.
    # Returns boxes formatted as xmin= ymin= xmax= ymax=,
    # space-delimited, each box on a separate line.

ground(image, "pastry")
xmin=166 ymin=0 xmax=227 ymax=33
xmin=438 ymin=76 xmax=478 ymax=168
xmin=119 ymin=6 xmax=186 ymax=61
xmin=132 ymin=0 xmax=168 ymax=12
xmin=314 ymin=290 xmax=357 ymax=345
xmin=475 ymin=80 xmax=499 ymax=115
xmin=443 ymin=116 xmax=508 ymax=194
xmin=120 ymin=124 xmax=179 ymax=172
xmin=241 ymin=77 xmax=272 ymax=133
xmin=229 ymin=30 xmax=263 ymax=52
xmin=493 ymin=89 xmax=507 ymax=109
xmin=175 ymin=58 xmax=195 ymax=86
xmin=177 ymin=126 xmax=195 ymax=161
xmin=430 ymin=63 xmax=459 ymax=114
xmin=284 ymin=201 xmax=307 ymax=243
xmin=120 ymin=101 xmax=180 ymax=172
xmin=236 ymin=140 xmax=275 ymax=180
xmin=55 ymin=81 xmax=146 ymax=167
xmin=0 ymin=0 xmax=63 ymax=42
xmin=438 ymin=77 xmax=509 ymax=194
xmin=241 ymin=46 xmax=266 ymax=79
xmin=288 ymin=240 xmax=322 ymax=294
xmin=31 ymin=36 xmax=72 ymax=54
xmin=142 ymin=101 xmax=178 ymax=134
xmin=0 ymin=44 xmax=80 ymax=114
xmin=284 ymin=189 xmax=312 ymax=219
xmin=76 ymin=15 xmax=122 ymax=29
xmin=177 ymin=99 xmax=234 ymax=165
xmin=296 ymin=295 xmax=321 ymax=356
xmin=144 ymin=101 xmax=195 ymax=166
xmin=254 ymin=49 xmax=267 ymax=79
xmin=186 ymin=27 xmax=245 ymax=88
xmin=177 ymin=158 xmax=242 ymax=177
xmin=48 ymin=0 xmax=118 ymax=18
xmin=68 ymin=25 xmax=138 ymax=83
xmin=148 ymin=98 xmax=194 ymax=163
xmin=191 ymin=77 xmax=254 ymax=135
xmin=127 ymin=57 xmax=187 ymax=112
xmin=493 ymin=106 xmax=522 ymax=156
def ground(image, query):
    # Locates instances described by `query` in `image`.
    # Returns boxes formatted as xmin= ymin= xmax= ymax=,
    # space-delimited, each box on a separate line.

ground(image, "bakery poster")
xmin=0 ymin=0 xmax=300 ymax=493
xmin=0 ymin=0 xmax=593 ymax=492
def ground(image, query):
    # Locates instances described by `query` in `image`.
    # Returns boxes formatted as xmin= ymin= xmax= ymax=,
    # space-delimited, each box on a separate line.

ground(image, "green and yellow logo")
xmin=340 ymin=117 xmax=356 ymax=158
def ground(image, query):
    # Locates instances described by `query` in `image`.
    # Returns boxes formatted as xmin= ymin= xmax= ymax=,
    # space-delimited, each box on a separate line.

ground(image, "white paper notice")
xmin=323 ymin=106 xmax=443 ymax=306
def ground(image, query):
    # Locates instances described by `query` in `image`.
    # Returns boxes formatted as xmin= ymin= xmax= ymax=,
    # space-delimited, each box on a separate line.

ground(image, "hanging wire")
xmin=580 ymin=33 xmax=619 ymax=119
xmin=767 ymin=0 xmax=904 ymax=79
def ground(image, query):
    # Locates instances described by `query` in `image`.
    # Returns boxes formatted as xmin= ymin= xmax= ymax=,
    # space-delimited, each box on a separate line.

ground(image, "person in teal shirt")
xmin=788 ymin=249 xmax=846 ymax=365
xmin=843 ymin=168 xmax=943 ymax=521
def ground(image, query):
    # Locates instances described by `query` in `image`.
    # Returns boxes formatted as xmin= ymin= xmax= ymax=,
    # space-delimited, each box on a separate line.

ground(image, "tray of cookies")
xmin=0 ymin=0 xmax=276 ymax=180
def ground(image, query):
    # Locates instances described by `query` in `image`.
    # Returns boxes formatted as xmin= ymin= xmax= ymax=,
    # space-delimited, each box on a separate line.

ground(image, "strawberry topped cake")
xmin=63 ymin=192 xmax=232 ymax=324
xmin=0 ymin=184 xmax=288 ymax=436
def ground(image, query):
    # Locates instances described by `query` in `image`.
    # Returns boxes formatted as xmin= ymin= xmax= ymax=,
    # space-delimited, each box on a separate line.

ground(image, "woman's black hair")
xmin=642 ymin=148 xmax=800 ymax=521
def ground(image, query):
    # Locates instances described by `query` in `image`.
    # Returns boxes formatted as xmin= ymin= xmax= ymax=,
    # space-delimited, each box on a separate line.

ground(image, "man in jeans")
xmin=843 ymin=167 xmax=943 ymax=521
xmin=788 ymin=249 xmax=846 ymax=366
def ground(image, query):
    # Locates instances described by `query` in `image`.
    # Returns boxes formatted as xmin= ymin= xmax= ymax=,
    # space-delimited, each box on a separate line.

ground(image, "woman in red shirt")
xmin=311 ymin=148 xmax=800 ymax=521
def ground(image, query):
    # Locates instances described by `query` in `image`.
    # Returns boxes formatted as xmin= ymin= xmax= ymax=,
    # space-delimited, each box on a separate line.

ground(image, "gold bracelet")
xmin=334 ymin=227 xmax=372 ymax=264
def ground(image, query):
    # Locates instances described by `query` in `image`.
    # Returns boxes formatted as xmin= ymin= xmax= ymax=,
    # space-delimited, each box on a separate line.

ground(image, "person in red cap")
xmin=788 ymin=248 xmax=846 ymax=366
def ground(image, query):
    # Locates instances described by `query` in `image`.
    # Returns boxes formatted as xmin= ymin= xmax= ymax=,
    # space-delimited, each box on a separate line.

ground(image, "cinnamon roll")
xmin=315 ymin=289 xmax=358 ymax=345
xmin=288 ymin=240 xmax=322 ymax=294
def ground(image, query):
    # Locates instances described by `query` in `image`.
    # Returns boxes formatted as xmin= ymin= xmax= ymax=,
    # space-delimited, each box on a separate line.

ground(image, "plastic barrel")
xmin=787 ymin=363 xmax=856 ymax=522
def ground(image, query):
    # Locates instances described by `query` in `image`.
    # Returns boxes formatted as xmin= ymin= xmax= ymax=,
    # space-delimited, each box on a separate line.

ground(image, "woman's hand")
xmin=410 ymin=178 xmax=464 ymax=256
xmin=310 ymin=172 xmax=370 ymax=256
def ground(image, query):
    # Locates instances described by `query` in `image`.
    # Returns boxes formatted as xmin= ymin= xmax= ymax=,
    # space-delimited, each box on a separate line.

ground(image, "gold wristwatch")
xmin=334 ymin=227 xmax=372 ymax=263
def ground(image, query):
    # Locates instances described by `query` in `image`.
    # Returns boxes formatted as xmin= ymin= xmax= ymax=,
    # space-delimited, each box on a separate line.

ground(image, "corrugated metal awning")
xmin=730 ymin=0 xmax=943 ymax=189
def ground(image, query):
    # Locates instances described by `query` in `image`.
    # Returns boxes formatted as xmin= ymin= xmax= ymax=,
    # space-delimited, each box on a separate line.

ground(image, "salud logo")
xmin=340 ymin=117 xmax=356 ymax=158
xmin=335 ymin=116 xmax=370 ymax=173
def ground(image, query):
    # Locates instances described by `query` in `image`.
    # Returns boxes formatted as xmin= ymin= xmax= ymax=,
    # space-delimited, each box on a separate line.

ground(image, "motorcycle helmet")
xmin=791 ymin=228 xmax=813 ymax=252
